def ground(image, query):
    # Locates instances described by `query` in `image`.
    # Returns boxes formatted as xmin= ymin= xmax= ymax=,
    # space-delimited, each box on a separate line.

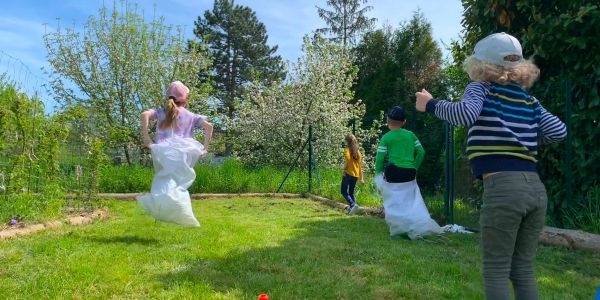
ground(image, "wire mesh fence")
xmin=0 ymin=142 xmax=99 ymax=211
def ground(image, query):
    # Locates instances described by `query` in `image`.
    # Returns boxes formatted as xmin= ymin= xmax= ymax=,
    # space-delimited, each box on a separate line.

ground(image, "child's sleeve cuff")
xmin=425 ymin=99 xmax=439 ymax=114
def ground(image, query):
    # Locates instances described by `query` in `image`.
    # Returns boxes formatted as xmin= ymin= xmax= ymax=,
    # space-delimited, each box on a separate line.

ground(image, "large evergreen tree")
xmin=316 ymin=0 xmax=377 ymax=48
xmin=193 ymin=0 xmax=285 ymax=154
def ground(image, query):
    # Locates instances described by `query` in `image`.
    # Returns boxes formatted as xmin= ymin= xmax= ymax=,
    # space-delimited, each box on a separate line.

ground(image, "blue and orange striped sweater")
xmin=426 ymin=81 xmax=567 ymax=178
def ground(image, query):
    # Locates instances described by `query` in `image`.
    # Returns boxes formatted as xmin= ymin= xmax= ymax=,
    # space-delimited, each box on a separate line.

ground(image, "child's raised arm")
xmin=200 ymin=121 xmax=213 ymax=151
xmin=140 ymin=110 xmax=156 ymax=148
xmin=415 ymin=82 xmax=488 ymax=127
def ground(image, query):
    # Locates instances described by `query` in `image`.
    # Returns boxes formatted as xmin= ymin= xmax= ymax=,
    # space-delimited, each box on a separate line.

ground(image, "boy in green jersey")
xmin=374 ymin=105 xmax=440 ymax=239
xmin=375 ymin=105 xmax=425 ymax=183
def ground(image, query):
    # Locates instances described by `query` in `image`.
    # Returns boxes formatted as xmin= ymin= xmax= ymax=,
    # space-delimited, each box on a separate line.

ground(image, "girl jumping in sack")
xmin=138 ymin=81 xmax=213 ymax=227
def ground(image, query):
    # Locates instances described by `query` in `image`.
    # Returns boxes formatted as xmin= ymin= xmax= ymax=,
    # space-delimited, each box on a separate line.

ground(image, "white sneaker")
xmin=348 ymin=204 xmax=360 ymax=215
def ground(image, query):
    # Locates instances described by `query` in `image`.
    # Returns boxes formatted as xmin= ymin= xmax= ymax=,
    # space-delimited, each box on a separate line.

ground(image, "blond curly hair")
xmin=463 ymin=56 xmax=540 ymax=89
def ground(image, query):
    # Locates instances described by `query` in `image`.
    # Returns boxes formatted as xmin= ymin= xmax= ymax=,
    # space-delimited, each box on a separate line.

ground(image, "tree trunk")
xmin=224 ymin=106 xmax=234 ymax=156
xmin=123 ymin=144 xmax=131 ymax=166
xmin=539 ymin=226 xmax=600 ymax=253
xmin=224 ymin=47 xmax=237 ymax=156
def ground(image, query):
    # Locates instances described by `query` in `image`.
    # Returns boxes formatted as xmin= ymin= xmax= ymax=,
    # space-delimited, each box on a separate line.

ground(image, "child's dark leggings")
xmin=481 ymin=172 xmax=547 ymax=300
xmin=340 ymin=174 xmax=357 ymax=206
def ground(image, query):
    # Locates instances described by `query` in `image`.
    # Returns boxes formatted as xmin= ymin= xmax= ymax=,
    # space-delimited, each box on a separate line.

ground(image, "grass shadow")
xmin=158 ymin=210 xmax=600 ymax=299
xmin=159 ymin=216 xmax=484 ymax=299
xmin=88 ymin=235 xmax=159 ymax=245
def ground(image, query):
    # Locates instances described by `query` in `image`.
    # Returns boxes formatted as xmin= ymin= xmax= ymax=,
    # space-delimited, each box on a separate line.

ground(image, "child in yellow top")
xmin=341 ymin=134 xmax=364 ymax=214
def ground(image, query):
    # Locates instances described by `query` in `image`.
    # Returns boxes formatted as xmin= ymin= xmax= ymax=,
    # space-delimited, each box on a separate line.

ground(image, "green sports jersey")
xmin=375 ymin=128 xmax=425 ymax=173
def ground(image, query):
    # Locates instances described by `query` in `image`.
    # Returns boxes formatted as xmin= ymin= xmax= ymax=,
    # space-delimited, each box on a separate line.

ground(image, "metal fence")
xmin=0 ymin=142 xmax=98 ymax=211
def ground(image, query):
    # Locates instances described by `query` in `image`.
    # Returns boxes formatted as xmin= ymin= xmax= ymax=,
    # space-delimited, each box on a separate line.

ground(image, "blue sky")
xmin=0 ymin=0 xmax=463 ymax=111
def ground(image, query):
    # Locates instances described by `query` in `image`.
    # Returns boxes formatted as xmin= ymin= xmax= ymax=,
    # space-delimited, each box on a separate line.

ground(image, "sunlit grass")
xmin=1 ymin=198 xmax=598 ymax=299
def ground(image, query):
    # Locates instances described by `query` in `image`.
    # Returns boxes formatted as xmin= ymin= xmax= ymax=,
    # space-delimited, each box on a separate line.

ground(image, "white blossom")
xmin=232 ymin=35 xmax=374 ymax=167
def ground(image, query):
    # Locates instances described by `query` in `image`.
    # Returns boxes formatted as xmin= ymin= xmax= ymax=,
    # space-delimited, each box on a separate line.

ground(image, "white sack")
xmin=137 ymin=137 xmax=206 ymax=227
xmin=442 ymin=224 xmax=474 ymax=234
xmin=375 ymin=175 xmax=442 ymax=239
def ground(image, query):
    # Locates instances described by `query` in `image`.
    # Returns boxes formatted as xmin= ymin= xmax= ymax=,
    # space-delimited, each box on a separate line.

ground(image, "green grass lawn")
xmin=1 ymin=198 xmax=598 ymax=299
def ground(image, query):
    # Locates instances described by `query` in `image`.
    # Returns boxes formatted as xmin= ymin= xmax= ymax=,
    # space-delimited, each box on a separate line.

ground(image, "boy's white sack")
xmin=375 ymin=174 xmax=442 ymax=239
xmin=137 ymin=136 xmax=206 ymax=227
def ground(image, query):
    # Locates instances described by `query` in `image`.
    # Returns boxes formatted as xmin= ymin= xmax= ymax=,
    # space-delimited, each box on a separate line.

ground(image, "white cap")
xmin=473 ymin=32 xmax=524 ymax=67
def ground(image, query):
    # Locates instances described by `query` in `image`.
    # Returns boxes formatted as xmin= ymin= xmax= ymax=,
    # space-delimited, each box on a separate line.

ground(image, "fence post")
xmin=27 ymin=91 xmax=38 ymax=194
xmin=308 ymin=125 xmax=313 ymax=193
xmin=276 ymin=138 xmax=309 ymax=193
xmin=449 ymin=124 xmax=454 ymax=224
xmin=564 ymin=78 xmax=573 ymax=206
xmin=444 ymin=122 xmax=455 ymax=224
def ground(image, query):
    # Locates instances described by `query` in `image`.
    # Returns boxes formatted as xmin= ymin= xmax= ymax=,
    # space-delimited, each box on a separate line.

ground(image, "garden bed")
xmin=0 ymin=208 xmax=109 ymax=240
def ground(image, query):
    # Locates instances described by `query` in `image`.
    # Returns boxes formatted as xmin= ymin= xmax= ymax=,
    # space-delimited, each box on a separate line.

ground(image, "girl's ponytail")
xmin=160 ymin=97 xmax=179 ymax=129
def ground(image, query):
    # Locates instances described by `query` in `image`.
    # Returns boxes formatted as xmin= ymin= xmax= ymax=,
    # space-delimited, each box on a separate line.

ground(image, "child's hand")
xmin=415 ymin=89 xmax=433 ymax=112
xmin=143 ymin=136 xmax=152 ymax=148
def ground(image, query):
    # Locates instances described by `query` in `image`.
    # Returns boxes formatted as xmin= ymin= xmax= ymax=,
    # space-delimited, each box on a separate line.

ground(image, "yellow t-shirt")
xmin=344 ymin=148 xmax=362 ymax=177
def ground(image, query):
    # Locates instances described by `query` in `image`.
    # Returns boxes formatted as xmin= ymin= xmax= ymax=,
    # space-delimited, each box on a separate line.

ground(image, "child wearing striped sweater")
xmin=415 ymin=33 xmax=566 ymax=300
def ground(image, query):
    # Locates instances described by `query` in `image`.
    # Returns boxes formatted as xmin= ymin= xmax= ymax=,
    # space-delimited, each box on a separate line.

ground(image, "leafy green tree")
xmin=352 ymin=26 xmax=397 ymax=118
